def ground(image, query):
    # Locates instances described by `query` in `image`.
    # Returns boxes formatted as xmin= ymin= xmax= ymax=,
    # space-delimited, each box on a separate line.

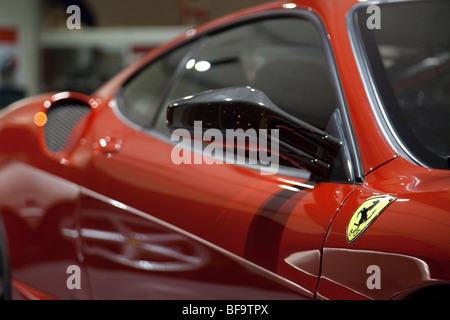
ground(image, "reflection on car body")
xmin=0 ymin=0 xmax=449 ymax=300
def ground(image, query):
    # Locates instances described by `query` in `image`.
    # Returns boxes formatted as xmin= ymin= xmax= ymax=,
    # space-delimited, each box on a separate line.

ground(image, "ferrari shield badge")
xmin=347 ymin=195 xmax=396 ymax=243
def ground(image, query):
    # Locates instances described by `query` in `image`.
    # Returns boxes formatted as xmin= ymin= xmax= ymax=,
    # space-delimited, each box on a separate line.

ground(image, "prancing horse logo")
xmin=354 ymin=199 xmax=380 ymax=228
xmin=347 ymin=195 xmax=396 ymax=243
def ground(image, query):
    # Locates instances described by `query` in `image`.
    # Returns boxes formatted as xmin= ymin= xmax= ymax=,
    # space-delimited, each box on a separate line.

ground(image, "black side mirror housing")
xmin=167 ymin=86 xmax=342 ymax=179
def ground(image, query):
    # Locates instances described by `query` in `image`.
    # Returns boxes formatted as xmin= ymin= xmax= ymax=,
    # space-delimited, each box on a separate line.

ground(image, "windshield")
xmin=354 ymin=0 xmax=450 ymax=170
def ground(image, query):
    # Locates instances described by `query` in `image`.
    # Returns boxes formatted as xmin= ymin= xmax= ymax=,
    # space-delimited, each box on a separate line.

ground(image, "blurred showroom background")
xmin=0 ymin=0 xmax=266 ymax=108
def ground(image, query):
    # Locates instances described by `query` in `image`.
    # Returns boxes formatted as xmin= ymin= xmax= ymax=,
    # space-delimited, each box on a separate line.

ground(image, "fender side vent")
xmin=44 ymin=100 xmax=91 ymax=153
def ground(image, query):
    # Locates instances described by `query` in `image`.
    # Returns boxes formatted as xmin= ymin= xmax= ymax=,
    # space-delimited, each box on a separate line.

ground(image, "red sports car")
xmin=0 ymin=0 xmax=449 ymax=300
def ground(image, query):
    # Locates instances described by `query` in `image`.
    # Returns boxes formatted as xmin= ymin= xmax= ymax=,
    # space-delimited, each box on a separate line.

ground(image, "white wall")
xmin=0 ymin=0 xmax=43 ymax=96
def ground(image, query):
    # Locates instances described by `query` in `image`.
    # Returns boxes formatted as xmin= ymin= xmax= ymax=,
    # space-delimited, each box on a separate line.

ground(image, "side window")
xmin=155 ymin=17 xmax=339 ymax=136
xmin=118 ymin=44 xmax=193 ymax=127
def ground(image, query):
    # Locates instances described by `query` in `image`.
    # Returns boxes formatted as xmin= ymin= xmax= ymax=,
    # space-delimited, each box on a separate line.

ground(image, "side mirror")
xmin=167 ymin=86 xmax=341 ymax=179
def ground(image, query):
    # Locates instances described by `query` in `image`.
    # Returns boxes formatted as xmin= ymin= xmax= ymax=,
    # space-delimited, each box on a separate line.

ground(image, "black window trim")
xmin=112 ymin=8 xmax=364 ymax=183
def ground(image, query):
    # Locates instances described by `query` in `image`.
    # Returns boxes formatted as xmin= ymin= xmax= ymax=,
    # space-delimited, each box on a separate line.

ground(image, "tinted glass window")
xmin=155 ymin=17 xmax=339 ymax=135
xmin=119 ymin=44 xmax=192 ymax=127
xmin=355 ymin=0 xmax=450 ymax=170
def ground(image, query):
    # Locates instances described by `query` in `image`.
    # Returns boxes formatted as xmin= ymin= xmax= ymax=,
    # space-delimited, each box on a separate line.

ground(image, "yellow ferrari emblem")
xmin=347 ymin=195 xmax=396 ymax=243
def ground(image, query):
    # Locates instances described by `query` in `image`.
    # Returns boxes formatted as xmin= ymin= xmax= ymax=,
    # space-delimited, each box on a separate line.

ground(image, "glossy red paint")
xmin=76 ymin=104 xmax=357 ymax=298
xmin=11 ymin=279 xmax=56 ymax=300
xmin=318 ymin=157 xmax=450 ymax=299
xmin=0 ymin=0 xmax=448 ymax=300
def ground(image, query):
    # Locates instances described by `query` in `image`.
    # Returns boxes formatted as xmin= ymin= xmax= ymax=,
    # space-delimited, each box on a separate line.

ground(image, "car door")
xmin=78 ymin=10 xmax=362 ymax=299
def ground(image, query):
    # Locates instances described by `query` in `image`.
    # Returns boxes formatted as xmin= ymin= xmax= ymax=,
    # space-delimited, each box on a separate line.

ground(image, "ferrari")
xmin=0 ymin=0 xmax=449 ymax=300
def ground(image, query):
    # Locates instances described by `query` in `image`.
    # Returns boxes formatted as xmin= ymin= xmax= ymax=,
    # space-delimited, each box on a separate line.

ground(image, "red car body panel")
xmin=0 ymin=0 xmax=448 ymax=300
xmin=320 ymin=157 xmax=450 ymax=299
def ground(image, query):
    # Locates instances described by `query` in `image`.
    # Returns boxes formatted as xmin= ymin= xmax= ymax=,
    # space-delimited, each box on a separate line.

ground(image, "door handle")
xmin=95 ymin=136 xmax=123 ymax=155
